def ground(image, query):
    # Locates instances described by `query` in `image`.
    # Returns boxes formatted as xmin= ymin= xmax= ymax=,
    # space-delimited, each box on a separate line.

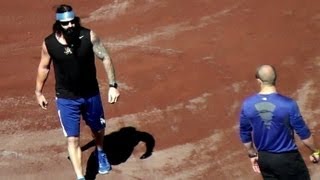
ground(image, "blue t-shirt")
xmin=239 ymin=93 xmax=311 ymax=153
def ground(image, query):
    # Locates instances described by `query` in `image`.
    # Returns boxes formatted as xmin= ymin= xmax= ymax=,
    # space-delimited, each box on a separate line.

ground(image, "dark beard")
xmin=62 ymin=27 xmax=81 ymax=49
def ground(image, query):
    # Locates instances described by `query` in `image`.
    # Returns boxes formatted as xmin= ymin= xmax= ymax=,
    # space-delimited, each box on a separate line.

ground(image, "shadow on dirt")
xmin=83 ymin=126 xmax=155 ymax=180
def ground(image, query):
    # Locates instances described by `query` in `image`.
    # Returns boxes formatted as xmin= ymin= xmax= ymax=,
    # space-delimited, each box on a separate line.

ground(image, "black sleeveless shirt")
xmin=45 ymin=27 xmax=99 ymax=99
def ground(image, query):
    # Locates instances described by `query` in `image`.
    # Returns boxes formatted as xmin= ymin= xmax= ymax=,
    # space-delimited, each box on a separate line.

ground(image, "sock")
xmin=77 ymin=175 xmax=85 ymax=180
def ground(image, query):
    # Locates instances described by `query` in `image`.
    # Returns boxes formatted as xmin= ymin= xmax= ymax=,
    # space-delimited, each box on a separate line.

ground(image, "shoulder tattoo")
xmin=92 ymin=35 xmax=109 ymax=60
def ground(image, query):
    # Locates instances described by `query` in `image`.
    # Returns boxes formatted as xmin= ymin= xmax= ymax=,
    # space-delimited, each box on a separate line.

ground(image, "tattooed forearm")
xmin=91 ymin=31 xmax=117 ymax=84
xmin=103 ymin=57 xmax=116 ymax=84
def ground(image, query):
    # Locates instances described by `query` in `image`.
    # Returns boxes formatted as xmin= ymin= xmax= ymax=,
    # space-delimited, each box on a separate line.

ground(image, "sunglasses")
xmin=60 ymin=19 xmax=76 ymax=26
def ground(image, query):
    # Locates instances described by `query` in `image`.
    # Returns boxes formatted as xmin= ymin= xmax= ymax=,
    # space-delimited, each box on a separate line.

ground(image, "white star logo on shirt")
xmin=64 ymin=47 xmax=72 ymax=55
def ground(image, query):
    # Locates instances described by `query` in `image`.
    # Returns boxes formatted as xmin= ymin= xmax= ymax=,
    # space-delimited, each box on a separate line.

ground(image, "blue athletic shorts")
xmin=56 ymin=94 xmax=106 ymax=137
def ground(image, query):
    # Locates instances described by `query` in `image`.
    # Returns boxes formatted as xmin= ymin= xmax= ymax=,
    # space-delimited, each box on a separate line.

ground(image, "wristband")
xmin=109 ymin=83 xmax=118 ymax=89
xmin=311 ymin=150 xmax=320 ymax=163
xmin=248 ymin=153 xmax=258 ymax=158
xmin=312 ymin=150 xmax=320 ymax=156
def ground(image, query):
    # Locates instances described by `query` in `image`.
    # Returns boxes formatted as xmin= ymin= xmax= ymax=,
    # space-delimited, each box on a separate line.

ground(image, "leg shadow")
xmin=84 ymin=126 xmax=155 ymax=180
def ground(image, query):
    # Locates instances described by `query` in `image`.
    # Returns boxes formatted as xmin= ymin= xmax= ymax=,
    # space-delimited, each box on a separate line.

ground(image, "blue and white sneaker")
xmin=96 ymin=150 xmax=111 ymax=174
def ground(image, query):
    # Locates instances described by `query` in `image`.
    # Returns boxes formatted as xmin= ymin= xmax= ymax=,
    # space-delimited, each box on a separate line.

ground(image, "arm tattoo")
xmin=93 ymin=38 xmax=109 ymax=60
xmin=92 ymin=32 xmax=117 ymax=84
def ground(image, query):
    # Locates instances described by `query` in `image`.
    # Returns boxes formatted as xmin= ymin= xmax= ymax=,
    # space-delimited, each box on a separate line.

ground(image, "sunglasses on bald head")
xmin=60 ymin=19 xmax=76 ymax=26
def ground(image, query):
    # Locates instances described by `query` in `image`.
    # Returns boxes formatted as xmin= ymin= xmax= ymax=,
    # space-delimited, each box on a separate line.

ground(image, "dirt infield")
xmin=1 ymin=0 xmax=320 ymax=179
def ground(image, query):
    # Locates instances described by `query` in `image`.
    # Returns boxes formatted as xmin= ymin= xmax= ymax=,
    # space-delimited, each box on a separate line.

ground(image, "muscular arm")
xmin=91 ymin=31 xmax=116 ymax=85
xmin=240 ymin=106 xmax=260 ymax=172
xmin=239 ymin=106 xmax=257 ymax=155
xmin=302 ymin=135 xmax=318 ymax=152
xmin=34 ymin=41 xmax=51 ymax=109
xmin=35 ymin=41 xmax=51 ymax=95
xmin=289 ymin=101 xmax=318 ymax=152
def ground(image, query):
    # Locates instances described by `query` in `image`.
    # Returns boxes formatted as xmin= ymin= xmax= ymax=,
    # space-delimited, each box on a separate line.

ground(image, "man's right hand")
xmin=250 ymin=156 xmax=261 ymax=173
xmin=35 ymin=92 xmax=48 ymax=109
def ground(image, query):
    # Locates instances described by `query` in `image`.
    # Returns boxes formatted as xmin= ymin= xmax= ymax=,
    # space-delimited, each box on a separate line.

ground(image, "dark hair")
xmin=255 ymin=65 xmax=277 ymax=85
xmin=52 ymin=4 xmax=81 ymax=34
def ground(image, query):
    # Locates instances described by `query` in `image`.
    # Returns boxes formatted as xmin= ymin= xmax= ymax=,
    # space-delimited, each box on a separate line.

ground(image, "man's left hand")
xmin=108 ymin=87 xmax=120 ymax=103
xmin=310 ymin=150 xmax=320 ymax=163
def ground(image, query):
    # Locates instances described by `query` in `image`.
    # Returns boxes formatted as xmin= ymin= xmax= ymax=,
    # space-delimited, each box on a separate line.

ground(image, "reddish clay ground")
xmin=1 ymin=0 xmax=320 ymax=179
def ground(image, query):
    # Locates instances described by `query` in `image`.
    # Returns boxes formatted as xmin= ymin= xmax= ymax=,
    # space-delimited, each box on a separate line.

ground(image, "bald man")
xmin=239 ymin=65 xmax=319 ymax=180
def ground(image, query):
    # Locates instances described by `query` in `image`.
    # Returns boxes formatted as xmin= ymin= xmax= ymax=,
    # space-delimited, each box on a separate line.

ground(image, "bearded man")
xmin=35 ymin=4 xmax=120 ymax=180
